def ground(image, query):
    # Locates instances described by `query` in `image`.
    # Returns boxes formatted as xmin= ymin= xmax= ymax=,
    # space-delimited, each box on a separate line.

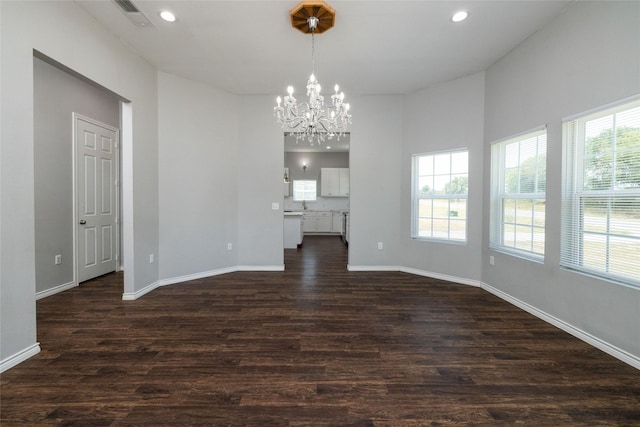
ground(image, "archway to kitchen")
xmin=283 ymin=133 xmax=350 ymax=267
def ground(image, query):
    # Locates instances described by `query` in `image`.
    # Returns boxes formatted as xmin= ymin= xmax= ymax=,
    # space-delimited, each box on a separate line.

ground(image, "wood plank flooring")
xmin=2 ymin=235 xmax=639 ymax=426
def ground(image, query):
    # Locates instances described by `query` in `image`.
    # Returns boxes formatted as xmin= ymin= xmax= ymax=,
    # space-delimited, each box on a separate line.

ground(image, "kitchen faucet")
xmin=302 ymin=200 xmax=307 ymax=210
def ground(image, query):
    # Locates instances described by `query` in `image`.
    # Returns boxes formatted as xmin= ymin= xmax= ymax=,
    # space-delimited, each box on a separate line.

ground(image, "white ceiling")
xmin=76 ymin=0 xmax=573 ymax=97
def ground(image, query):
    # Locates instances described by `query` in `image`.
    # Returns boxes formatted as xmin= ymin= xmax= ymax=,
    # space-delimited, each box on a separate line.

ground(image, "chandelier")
xmin=274 ymin=1 xmax=351 ymax=145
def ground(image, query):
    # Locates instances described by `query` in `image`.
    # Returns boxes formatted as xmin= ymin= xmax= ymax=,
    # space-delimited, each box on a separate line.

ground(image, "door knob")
xmin=79 ymin=220 xmax=87 ymax=225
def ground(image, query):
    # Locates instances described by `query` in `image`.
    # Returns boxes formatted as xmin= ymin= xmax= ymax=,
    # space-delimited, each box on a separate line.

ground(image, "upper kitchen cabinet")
xmin=321 ymin=168 xmax=349 ymax=197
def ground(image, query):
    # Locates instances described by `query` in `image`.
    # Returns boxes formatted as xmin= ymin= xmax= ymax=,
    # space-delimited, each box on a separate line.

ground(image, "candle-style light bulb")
xmin=276 ymin=96 xmax=281 ymax=106
xmin=287 ymin=86 xmax=294 ymax=96
xmin=334 ymin=84 xmax=339 ymax=93
xmin=309 ymin=74 xmax=316 ymax=82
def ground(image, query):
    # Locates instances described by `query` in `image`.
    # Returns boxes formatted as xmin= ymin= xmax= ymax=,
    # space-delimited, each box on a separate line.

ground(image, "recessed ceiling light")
xmin=326 ymin=146 xmax=331 ymax=149
xmin=451 ymin=10 xmax=468 ymax=23
xmin=160 ymin=10 xmax=176 ymax=22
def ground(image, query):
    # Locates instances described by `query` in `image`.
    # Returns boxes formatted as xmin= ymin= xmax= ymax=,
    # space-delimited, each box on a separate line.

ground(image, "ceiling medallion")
xmin=274 ymin=1 xmax=351 ymax=145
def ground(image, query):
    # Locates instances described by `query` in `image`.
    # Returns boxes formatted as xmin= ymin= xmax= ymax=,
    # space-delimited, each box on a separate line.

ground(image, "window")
xmin=562 ymin=99 xmax=640 ymax=288
xmin=292 ymin=180 xmax=317 ymax=201
xmin=412 ymin=149 xmax=468 ymax=242
xmin=490 ymin=129 xmax=547 ymax=259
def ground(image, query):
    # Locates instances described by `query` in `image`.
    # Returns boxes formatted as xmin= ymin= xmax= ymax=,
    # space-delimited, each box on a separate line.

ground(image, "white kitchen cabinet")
xmin=302 ymin=212 xmax=315 ymax=232
xmin=320 ymin=168 xmax=349 ymax=197
xmin=332 ymin=212 xmax=343 ymax=233
xmin=302 ymin=211 xmax=332 ymax=233
xmin=316 ymin=212 xmax=331 ymax=232
xmin=284 ymin=212 xmax=303 ymax=248
xmin=339 ymin=168 xmax=350 ymax=196
xmin=320 ymin=168 xmax=339 ymax=196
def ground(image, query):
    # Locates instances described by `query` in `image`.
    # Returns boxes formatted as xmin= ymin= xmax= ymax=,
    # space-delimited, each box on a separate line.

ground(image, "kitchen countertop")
xmin=284 ymin=211 xmax=304 ymax=216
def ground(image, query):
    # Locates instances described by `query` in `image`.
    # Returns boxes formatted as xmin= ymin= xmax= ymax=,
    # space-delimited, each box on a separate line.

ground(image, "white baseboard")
xmin=400 ymin=266 xmax=481 ymax=287
xmin=0 ymin=343 xmax=41 ymax=373
xmin=122 ymin=265 xmax=285 ymax=300
xmin=157 ymin=267 xmax=237 ymax=288
xmin=347 ymin=265 xmax=481 ymax=288
xmin=35 ymin=281 xmax=77 ymax=300
xmin=236 ymin=265 xmax=285 ymax=272
xmin=481 ymin=282 xmax=640 ymax=370
xmin=347 ymin=265 xmax=401 ymax=272
xmin=122 ymin=280 xmax=161 ymax=300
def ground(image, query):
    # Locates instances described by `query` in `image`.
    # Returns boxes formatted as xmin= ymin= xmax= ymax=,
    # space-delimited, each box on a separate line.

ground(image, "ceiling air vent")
xmin=113 ymin=0 xmax=153 ymax=27
xmin=115 ymin=0 xmax=139 ymax=13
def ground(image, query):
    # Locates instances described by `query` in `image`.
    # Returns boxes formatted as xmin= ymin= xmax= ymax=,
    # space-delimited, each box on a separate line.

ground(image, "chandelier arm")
xmin=318 ymin=121 xmax=330 ymax=134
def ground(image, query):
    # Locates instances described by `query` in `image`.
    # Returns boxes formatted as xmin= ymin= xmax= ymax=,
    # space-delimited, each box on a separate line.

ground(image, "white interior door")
xmin=75 ymin=115 xmax=119 ymax=283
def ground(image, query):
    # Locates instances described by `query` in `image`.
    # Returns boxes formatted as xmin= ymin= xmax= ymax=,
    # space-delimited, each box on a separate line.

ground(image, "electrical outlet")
xmin=377 ymin=242 xmax=383 ymax=250
xmin=272 ymin=202 xmax=280 ymax=211
xmin=489 ymin=255 xmax=495 ymax=266
xmin=149 ymin=253 xmax=154 ymax=264
xmin=227 ymin=243 xmax=233 ymax=251
xmin=54 ymin=254 xmax=62 ymax=265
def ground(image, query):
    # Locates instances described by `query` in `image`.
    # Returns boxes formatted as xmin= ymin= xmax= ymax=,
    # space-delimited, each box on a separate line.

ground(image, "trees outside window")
xmin=562 ymin=99 xmax=640 ymax=288
xmin=412 ymin=149 xmax=468 ymax=243
xmin=490 ymin=129 xmax=547 ymax=258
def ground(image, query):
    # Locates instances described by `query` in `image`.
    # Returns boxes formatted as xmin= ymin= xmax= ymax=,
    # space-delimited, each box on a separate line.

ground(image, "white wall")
xmin=400 ymin=72 xmax=485 ymax=282
xmin=33 ymin=56 xmax=121 ymax=295
xmin=158 ymin=72 xmax=239 ymax=280
xmin=1 ymin=1 xmax=158 ymax=369
xmin=482 ymin=1 xmax=640 ymax=360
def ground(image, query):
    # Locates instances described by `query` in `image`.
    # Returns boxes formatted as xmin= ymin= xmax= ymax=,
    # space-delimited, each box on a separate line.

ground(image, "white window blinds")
xmin=490 ymin=129 xmax=547 ymax=259
xmin=561 ymin=99 xmax=640 ymax=288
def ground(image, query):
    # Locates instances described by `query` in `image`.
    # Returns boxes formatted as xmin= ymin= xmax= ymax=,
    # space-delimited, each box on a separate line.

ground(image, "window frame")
xmin=292 ymin=179 xmax=317 ymax=202
xmin=411 ymin=148 xmax=469 ymax=244
xmin=561 ymin=97 xmax=640 ymax=289
xmin=490 ymin=128 xmax=547 ymax=261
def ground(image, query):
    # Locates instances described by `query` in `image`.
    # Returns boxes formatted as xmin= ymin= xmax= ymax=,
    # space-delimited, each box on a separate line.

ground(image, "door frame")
xmin=72 ymin=113 xmax=121 ymax=285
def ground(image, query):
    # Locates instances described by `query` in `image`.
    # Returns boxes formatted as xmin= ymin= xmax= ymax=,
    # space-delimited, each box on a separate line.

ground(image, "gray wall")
xmin=34 ymin=56 xmax=120 ymax=294
xmin=2 ymin=1 xmax=158 ymax=367
xmin=348 ymin=95 xmax=405 ymax=267
xmin=482 ymin=1 xmax=640 ymax=357
xmin=400 ymin=72 xmax=485 ymax=282
xmin=236 ymin=95 xmax=286 ymax=268
xmin=285 ymin=151 xmax=349 ymax=184
xmin=158 ymin=71 xmax=239 ymax=280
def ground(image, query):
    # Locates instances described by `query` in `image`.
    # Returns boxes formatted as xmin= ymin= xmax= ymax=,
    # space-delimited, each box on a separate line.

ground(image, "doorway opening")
xmin=283 ymin=133 xmax=350 ymax=267
xmin=33 ymin=52 xmax=130 ymax=300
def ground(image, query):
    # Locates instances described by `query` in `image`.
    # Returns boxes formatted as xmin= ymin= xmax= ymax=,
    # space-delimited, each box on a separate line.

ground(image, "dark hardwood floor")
xmin=2 ymin=235 xmax=639 ymax=426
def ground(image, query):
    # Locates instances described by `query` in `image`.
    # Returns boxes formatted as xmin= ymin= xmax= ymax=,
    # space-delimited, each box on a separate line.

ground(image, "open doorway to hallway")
xmin=33 ymin=53 xmax=126 ymax=300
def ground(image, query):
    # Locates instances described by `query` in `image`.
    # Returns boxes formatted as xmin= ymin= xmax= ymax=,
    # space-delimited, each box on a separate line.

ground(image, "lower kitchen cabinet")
xmin=332 ymin=212 xmax=343 ymax=233
xmin=303 ymin=211 xmax=332 ymax=233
